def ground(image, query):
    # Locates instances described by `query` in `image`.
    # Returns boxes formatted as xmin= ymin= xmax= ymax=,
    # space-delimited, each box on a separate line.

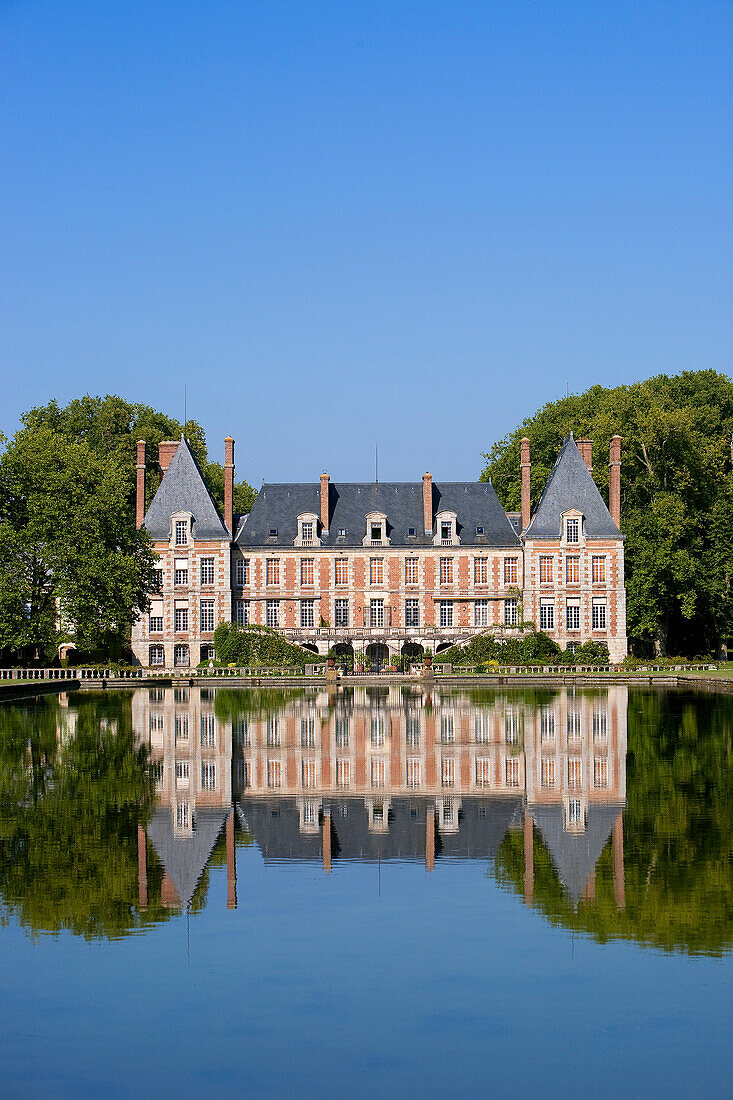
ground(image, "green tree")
xmin=480 ymin=370 xmax=733 ymax=655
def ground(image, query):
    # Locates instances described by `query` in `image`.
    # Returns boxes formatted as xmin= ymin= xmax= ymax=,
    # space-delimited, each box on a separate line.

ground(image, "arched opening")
xmin=401 ymin=642 xmax=424 ymax=658
xmin=332 ymin=642 xmax=354 ymax=671
xmin=366 ymin=643 xmax=390 ymax=672
xmin=149 ymin=645 xmax=165 ymax=667
xmin=435 ymin=642 xmax=453 ymax=654
xmin=200 ymin=643 xmax=215 ymax=664
xmin=174 ymin=644 xmax=190 ymax=667
xmin=301 ymin=643 xmax=319 ymax=655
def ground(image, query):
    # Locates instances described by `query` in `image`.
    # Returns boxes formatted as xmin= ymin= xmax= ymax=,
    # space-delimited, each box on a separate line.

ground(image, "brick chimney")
xmin=520 ymin=438 xmax=531 ymax=531
xmin=135 ymin=440 xmax=146 ymax=529
xmin=609 ymin=435 xmax=622 ymax=528
xmin=320 ymin=473 xmax=330 ymax=533
xmin=422 ymin=473 xmax=433 ymax=535
xmin=576 ymin=438 xmax=593 ymax=472
xmin=158 ymin=440 xmax=179 ymax=475
xmin=224 ymin=437 xmax=235 ymax=534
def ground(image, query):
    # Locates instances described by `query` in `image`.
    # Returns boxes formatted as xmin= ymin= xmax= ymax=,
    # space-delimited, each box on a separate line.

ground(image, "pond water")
xmin=0 ymin=684 xmax=731 ymax=1097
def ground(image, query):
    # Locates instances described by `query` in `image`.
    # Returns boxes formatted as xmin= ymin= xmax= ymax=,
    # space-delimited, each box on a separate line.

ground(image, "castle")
xmin=131 ymin=434 xmax=627 ymax=667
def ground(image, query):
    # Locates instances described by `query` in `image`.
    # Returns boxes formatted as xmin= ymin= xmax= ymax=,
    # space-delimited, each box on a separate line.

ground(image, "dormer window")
xmin=407 ymin=527 xmax=416 ymax=538
xmin=476 ymin=525 xmax=484 ymax=536
xmin=440 ymin=522 xmax=452 ymax=544
xmin=362 ymin=512 xmax=389 ymax=547
xmin=302 ymin=521 xmax=313 ymax=543
xmin=175 ymin=520 xmax=188 ymax=546
xmin=269 ymin=528 xmax=278 ymax=538
xmin=433 ymin=510 xmax=459 ymax=547
xmin=566 ymin=517 xmax=579 ymax=543
xmin=294 ymin=513 xmax=320 ymax=548
xmin=371 ymin=524 xmax=382 ymax=541
xmin=338 ymin=528 xmax=347 ymax=538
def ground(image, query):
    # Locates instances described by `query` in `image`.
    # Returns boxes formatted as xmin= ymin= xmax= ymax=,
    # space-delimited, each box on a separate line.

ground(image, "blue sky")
xmin=2 ymin=1 xmax=732 ymax=482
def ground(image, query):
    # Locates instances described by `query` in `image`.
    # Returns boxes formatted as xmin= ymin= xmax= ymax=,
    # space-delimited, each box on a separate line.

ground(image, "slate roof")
xmin=143 ymin=437 xmax=230 ymax=540
xmin=235 ymin=481 xmax=520 ymax=549
xmin=238 ymin=795 xmax=522 ymax=863
xmin=529 ymin=802 xmax=624 ymax=905
xmin=147 ymin=807 xmax=229 ymax=907
xmin=525 ymin=438 xmax=622 ymax=540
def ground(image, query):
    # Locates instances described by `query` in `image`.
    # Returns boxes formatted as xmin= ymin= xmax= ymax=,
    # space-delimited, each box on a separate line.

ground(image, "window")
xmin=174 ymin=561 xmax=188 ymax=586
xmin=439 ymin=557 xmax=453 ymax=584
xmin=335 ymin=558 xmax=348 ymax=585
xmin=539 ymin=556 xmax=553 ymax=584
xmin=201 ymin=714 xmax=216 ymax=746
xmin=302 ymin=760 xmax=317 ymax=789
xmin=441 ymin=757 xmax=455 ymax=787
xmin=266 ymin=716 xmax=279 ymax=746
xmin=174 ymin=687 xmax=189 ymax=704
xmin=371 ymin=758 xmax=385 ymax=787
xmin=300 ymin=716 xmax=315 ymax=747
xmin=568 ymin=759 xmax=582 ymax=788
xmin=592 ymin=556 xmax=606 ymax=584
xmin=568 ymin=799 xmax=582 ymax=827
xmin=540 ymin=602 xmax=555 ymax=630
xmin=504 ymin=598 xmax=518 ymax=626
xmin=300 ymin=559 xmax=314 ymax=585
xmin=338 ymin=528 xmax=347 ymax=538
xmin=442 ymin=798 xmax=454 ymax=824
xmin=268 ymin=528 xmax=278 ymax=538
xmin=200 ymin=557 xmax=214 ymax=585
xmin=200 ymin=600 xmax=215 ymax=632
xmin=174 ymin=607 xmax=189 ymax=632
xmin=505 ymin=711 xmax=520 ymax=744
xmin=440 ymin=714 xmax=454 ymax=743
xmin=176 ymin=802 xmax=190 ymax=830
xmin=149 ymin=687 xmax=164 ymax=703
xmin=237 ymin=760 xmax=249 ymax=788
xmin=439 ymin=601 xmax=453 ymax=628
xmin=235 ymin=599 xmax=250 ymax=626
xmin=335 ymin=717 xmax=349 ymax=746
xmin=406 ymin=758 xmax=421 ymax=788
xmin=152 ymin=568 xmax=163 ymax=591
xmin=407 ymin=527 xmax=416 ymax=538
xmin=370 ymin=558 xmax=383 ymax=585
xmin=474 ymin=557 xmax=488 ymax=584
xmin=406 ymin=716 xmax=420 ymax=746
xmin=266 ymin=559 xmax=280 ymax=585
xmin=175 ymin=761 xmax=190 ymax=785
xmin=566 ymin=604 xmax=580 ymax=631
xmin=474 ymin=599 xmax=489 ymax=627
xmin=541 ymin=758 xmax=556 ymax=788
xmin=301 ymin=521 xmax=313 ymax=544
xmin=149 ymin=712 xmax=164 ymax=732
xmin=370 ymin=599 xmax=384 ymax=628
xmin=592 ymin=601 xmax=607 ymax=630
xmin=149 ymin=613 xmax=163 ymax=633
xmin=540 ymin=709 xmax=556 ymax=740
xmin=566 ymin=517 xmax=580 ymax=543
xmin=267 ymin=760 xmax=282 ymax=788
xmin=201 ymin=761 xmax=216 ymax=791
xmin=405 ymin=599 xmax=420 ymax=627
xmin=370 ymin=523 xmax=382 ymax=542
xmin=440 ymin=522 xmax=452 ymax=544
xmin=476 ymin=525 xmax=485 ymax=536
xmin=566 ymin=556 xmax=580 ymax=584
xmin=235 ymin=558 xmax=249 ymax=586
xmin=476 ymin=758 xmax=491 ymax=787
xmin=594 ymin=757 xmax=608 ymax=788
xmin=300 ymin=599 xmax=315 ymax=628
xmin=266 ymin=600 xmax=280 ymax=628
xmin=234 ymin=717 xmax=249 ymax=746
xmin=567 ymin=710 xmax=582 ymax=737
xmin=405 ymin=557 xmax=418 ymax=584
xmin=303 ymin=800 xmax=317 ymax=826
xmin=474 ymin=711 xmax=491 ymax=743
xmin=175 ymin=715 xmax=189 ymax=740
xmin=505 ymin=758 xmax=520 ymax=787
xmin=336 ymin=759 xmax=351 ymax=787
xmin=504 ymin=557 xmax=518 ymax=584
xmin=175 ymin=520 xmax=188 ymax=546
xmin=593 ymin=710 xmax=608 ymax=739
xmin=370 ymin=715 xmax=385 ymax=745
xmin=335 ymin=598 xmax=349 ymax=627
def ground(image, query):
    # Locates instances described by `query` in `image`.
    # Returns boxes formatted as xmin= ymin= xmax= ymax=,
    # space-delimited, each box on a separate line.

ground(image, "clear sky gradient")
xmin=2 ymin=1 xmax=732 ymax=483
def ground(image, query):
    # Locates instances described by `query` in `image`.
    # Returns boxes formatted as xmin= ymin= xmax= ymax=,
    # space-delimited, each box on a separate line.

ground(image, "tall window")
xmin=173 ymin=644 xmax=189 ymax=667
xmin=566 ymin=604 xmax=580 ymax=631
xmin=370 ymin=715 xmax=385 ymax=746
xmin=235 ymin=558 xmax=249 ymax=586
xmin=200 ymin=600 xmax=215 ymax=632
xmin=200 ymin=557 xmax=214 ymax=585
xmin=201 ymin=714 xmax=216 ymax=746
xmin=440 ymin=714 xmax=454 ymax=743
xmin=174 ymin=561 xmax=188 ymax=586
xmin=592 ymin=601 xmax=607 ymax=630
xmin=505 ymin=758 xmax=520 ymax=787
xmin=266 ymin=600 xmax=280 ymax=628
xmin=300 ymin=718 xmax=316 ymax=747
xmin=267 ymin=760 xmax=282 ymax=788
xmin=406 ymin=759 xmax=421 ymax=788
xmin=439 ymin=601 xmax=453 ymax=628
xmin=476 ymin=759 xmax=491 ymax=788
xmin=406 ymin=716 xmax=420 ymax=746
xmin=504 ymin=557 xmax=518 ymax=584
xmin=440 ymin=521 xmax=452 ymax=544
xmin=504 ymin=598 xmax=518 ymax=626
xmin=335 ymin=558 xmax=348 ymax=585
xmin=405 ymin=599 xmax=419 ymax=627
xmin=335 ymin=599 xmax=349 ymax=627
xmin=371 ymin=758 xmax=385 ymax=788
xmin=592 ymin=556 xmax=606 ymax=583
xmin=474 ymin=711 xmax=491 ymax=743
xmin=149 ymin=645 xmax=165 ymax=666
xmin=152 ymin=568 xmax=163 ymax=591
xmin=300 ymin=558 xmax=314 ymax=585
xmin=149 ymin=612 xmax=163 ymax=633
xmin=594 ymin=757 xmax=608 ymax=788
xmin=336 ymin=759 xmax=351 ymax=788
xmin=266 ymin=559 xmax=280 ymax=585
xmin=302 ymin=760 xmax=317 ymax=789
xmin=568 ymin=759 xmax=582 ymax=788
xmin=541 ymin=758 xmax=556 ymax=789
xmin=370 ymin=558 xmax=383 ymax=585
xmin=405 ymin=557 xmax=418 ymax=584
xmin=539 ymin=555 xmax=553 ymax=584
xmin=566 ymin=517 xmax=580 ymax=543
xmin=266 ymin=716 xmax=279 ymax=746
xmin=174 ymin=607 xmax=188 ymax=632
xmin=235 ymin=599 xmax=250 ymax=626
xmin=474 ymin=599 xmax=489 ymax=627
xmin=439 ymin=557 xmax=453 ymax=584
xmin=175 ymin=520 xmax=188 ymax=546
xmin=370 ymin=599 xmax=384 ymax=627
xmin=474 ymin=557 xmax=488 ymax=584
xmin=175 ymin=714 xmax=189 ymax=740
xmin=300 ymin=599 xmax=314 ymax=628
xmin=335 ymin=718 xmax=349 ymax=746
xmin=301 ymin=521 xmax=314 ymax=544
xmin=567 ymin=710 xmax=582 ymax=737
xmin=441 ymin=757 xmax=455 ymax=787
xmin=566 ymin=556 xmax=580 ymax=584
xmin=540 ymin=709 xmax=555 ymax=740
xmin=539 ymin=602 xmax=554 ymax=630
xmin=200 ymin=762 xmax=216 ymax=791
xmin=592 ymin=710 xmax=608 ymax=739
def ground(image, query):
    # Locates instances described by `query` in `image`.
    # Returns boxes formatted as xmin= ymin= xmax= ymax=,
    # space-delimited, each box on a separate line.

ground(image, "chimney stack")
xmin=135 ymin=440 xmax=146 ymax=529
xmin=520 ymin=438 xmax=531 ymax=531
xmin=158 ymin=440 xmax=179 ymax=475
xmin=422 ymin=473 xmax=433 ymax=535
xmin=609 ymin=435 xmax=622 ymax=528
xmin=224 ymin=437 xmax=235 ymax=534
xmin=320 ymin=473 xmax=330 ymax=533
xmin=576 ymin=438 xmax=593 ymax=472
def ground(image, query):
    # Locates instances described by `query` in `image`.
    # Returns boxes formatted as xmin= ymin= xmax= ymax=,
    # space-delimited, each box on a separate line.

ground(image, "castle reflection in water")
xmin=132 ymin=684 xmax=627 ymax=912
